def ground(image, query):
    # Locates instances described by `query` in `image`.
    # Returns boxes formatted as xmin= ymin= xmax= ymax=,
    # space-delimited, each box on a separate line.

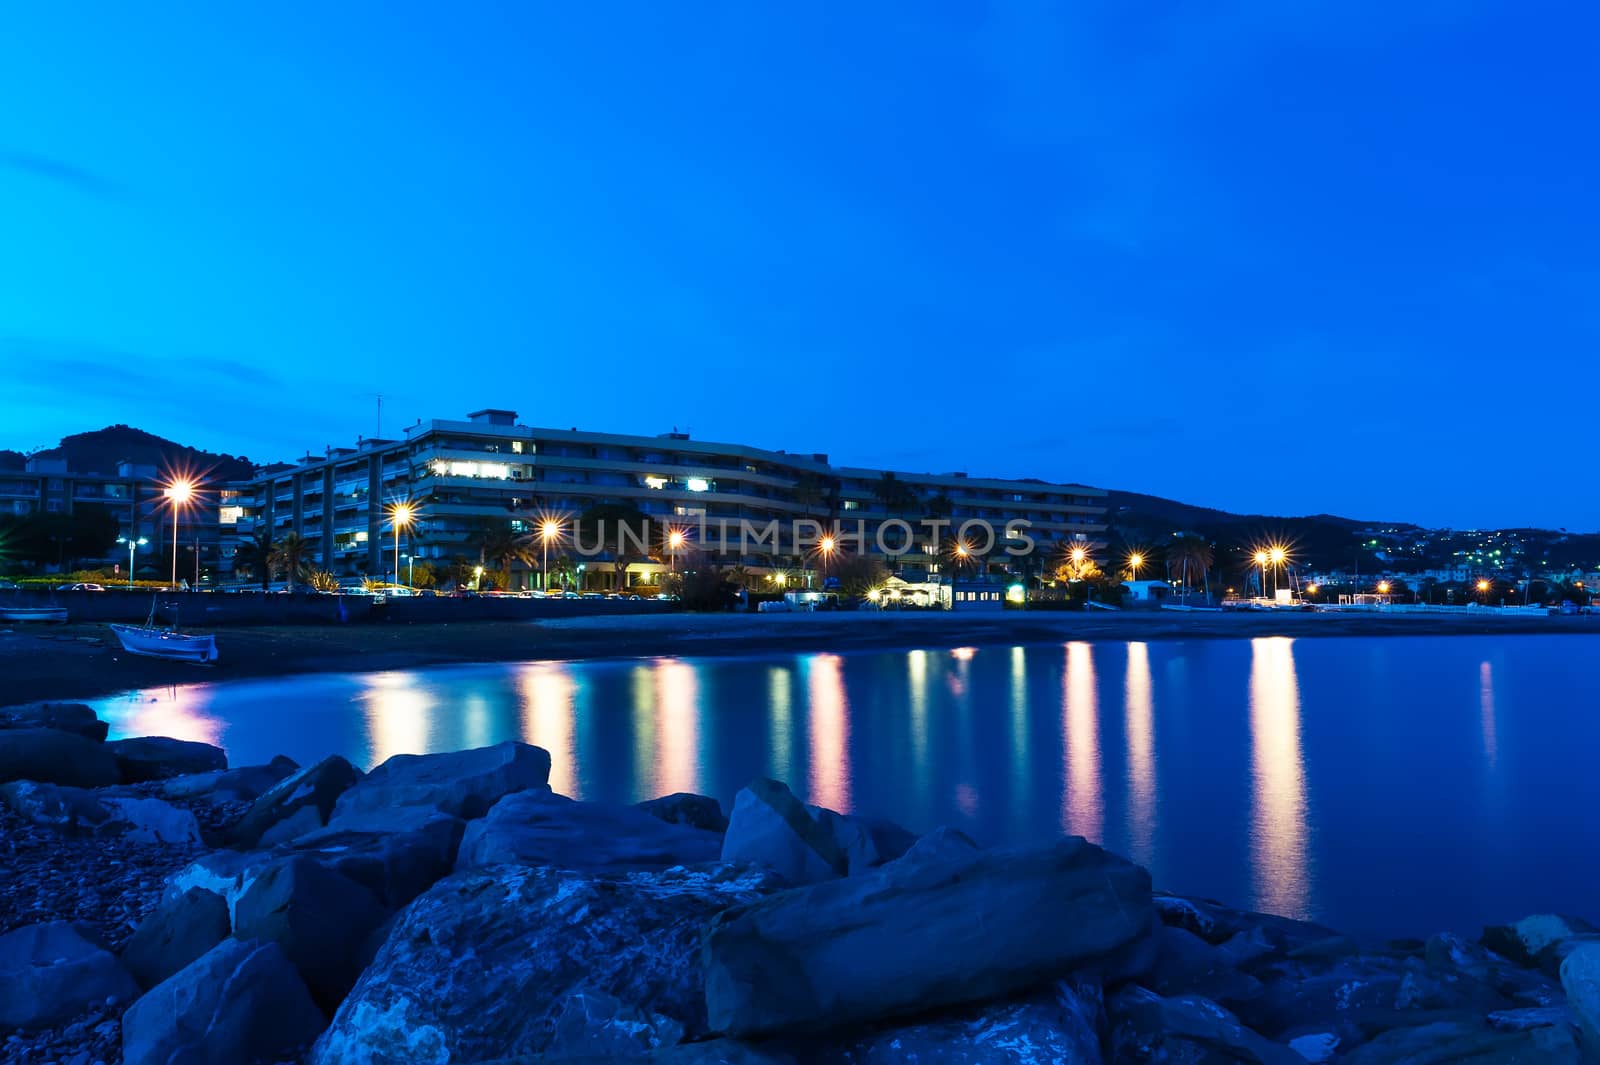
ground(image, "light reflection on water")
xmin=89 ymin=635 xmax=1600 ymax=937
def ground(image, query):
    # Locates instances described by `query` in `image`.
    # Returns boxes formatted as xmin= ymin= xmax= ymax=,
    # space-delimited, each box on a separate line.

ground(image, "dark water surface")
xmin=91 ymin=635 xmax=1599 ymax=938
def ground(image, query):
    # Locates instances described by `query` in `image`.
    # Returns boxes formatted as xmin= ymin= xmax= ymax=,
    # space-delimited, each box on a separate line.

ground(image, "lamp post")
xmin=1127 ymin=551 xmax=1145 ymax=582
xmin=474 ymin=565 xmax=484 ymax=591
xmin=1253 ymin=550 xmax=1269 ymax=599
xmin=389 ymin=502 xmax=415 ymax=591
xmin=1477 ymin=578 xmax=1490 ymax=605
xmin=164 ymin=479 xmax=195 ymax=590
xmin=541 ymin=519 xmax=562 ymax=592
xmin=1071 ymin=544 xmax=1090 ymax=606
xmin=668 ymin=529 xmax=685 ymax=579
xmin=820 ymin=534 xmax=836 ymax=586
xmin=1269 ymin=547 xmax=1287 ymax=598
xmin=116 ymin=536 xmax=147 ymax=589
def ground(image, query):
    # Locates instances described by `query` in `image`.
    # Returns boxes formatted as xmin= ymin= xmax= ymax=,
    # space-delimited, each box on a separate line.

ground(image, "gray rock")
xmin=122 ymin=938 xmax=325 ymax=1065
xmin=1107 ymin=986 xmax=1303 ymax=1065
xmin=1235 ymin=958 xmax=1407 ymax=1038
xmin=284 ymin=804 xmax=466 ymax=907
xmin=1488 ymin=1006 xmax=1577 ymax=1032
xmin=234 ymin=856 xmax=389 ymax=1012
xmin=0 ymin=780 xmax=199 ymax=843
xmin=162 ymin=848 xmax=276 ymax=922
xmin=311 ymin=862 xmax=783 ymax=1065
xmin=1149 ymin=925 xmax=1265 ymax=1007
xmin=1483 ymin=914 xmax=1597 ymax=970
xmin=815 ymin=980 xmax=1104 ymax=1064
xmin=162 ymin=754 xmax=299 ymax=801
xmin=719 ymin=777 xmax=847 ymax=885
xmin=230 ymin=754 xmax=362 ymax=848
xmin=121 ymin=887 xmax=231 ymax=989
xmin=1340 ymin=1017 xmax=1581 ymax=1063
xmin=548 ymin=990 xmax=687 ymax=1058
xmin=637 ymin=791 xmax=729 ymax=834
xmin=0 ymin=701 xmax=107 ymax=742
xmin=895 ymin=826 xmax=981 ymax=864
xmin=807 ymin=806 xmax=916 ymax=874
xmin=100 ymin=795 xmax=202 ymax=844
xmin=1561 ymin=942 xmax=1600 ymax=1054
xmin=1154 ymin=893 xmax=1342 ymax=955
xmin=257 ymin=802 xmax=325 ymax=847
xmin=456 ymin=789 xmax=721 ymax=872
xmin=0 ymin=921 xmax=140 ymax=1029
xmin=332 ymin=741 xmax=550 ymax=820
xmin=703 ymin=835 xmax=1153 ymax=1038
xmin=0 ymin=727 xmax=121 ymax=787
xmin=106 ymin=735 xmax=227 ymax=782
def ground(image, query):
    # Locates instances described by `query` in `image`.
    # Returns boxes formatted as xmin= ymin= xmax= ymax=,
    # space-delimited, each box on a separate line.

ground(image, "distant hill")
xmin=1103 ymin=489 xmax=1398 ymax=532
xmin=22 ymin=425 xmax=256 ymax=481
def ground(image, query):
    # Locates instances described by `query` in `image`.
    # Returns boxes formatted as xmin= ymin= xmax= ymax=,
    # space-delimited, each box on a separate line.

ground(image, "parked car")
xmin=56 ymin=582 xmax=106 ymax=592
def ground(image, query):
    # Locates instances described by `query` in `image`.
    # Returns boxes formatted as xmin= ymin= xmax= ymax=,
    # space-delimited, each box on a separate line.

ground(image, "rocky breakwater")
xmin=3 ymin=702 xmax=1600 ymax=1064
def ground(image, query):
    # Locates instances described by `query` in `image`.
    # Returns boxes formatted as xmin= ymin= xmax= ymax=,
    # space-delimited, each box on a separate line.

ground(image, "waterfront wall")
xmin=4 ymin=588 xmax=675 ymax=626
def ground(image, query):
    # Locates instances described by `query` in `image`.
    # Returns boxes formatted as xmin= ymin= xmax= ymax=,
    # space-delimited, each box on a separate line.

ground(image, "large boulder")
xmin=816 ymin=980 xmax=1105 ymax=1064
xmin=332 ymin=741 xmax=550 ymax=820
xmin=0 ymin=920 xmax=140 ymax=1029
xmin=162 ymin=754 xmax=300 ymax=801
xmin=1485 ymin=914 xmax=1600 ymax=977
xmin=703 ymin=835 xmax=1153 ymax=1038
xmin=720 ymin=778 xmax=847 ymax=885
xmin=311 ymin=863 xmax=783 ymax=1065
xmin=637 ymin=792 xmax=730 ymax=834
xmin=121 ymin=886 xmax=232 ymax=989
xmin=233 ymin=856 xmax=389 ymax=1012
xmin=230 ymin=754 xmax=362 ymax=848
xmin=0 ymin=780 xmax=200 ymax=843
xmin=0 ymin=701 xmax=108 ymax=742
xmin=1340 ymin=1017 xmax=1581 ymax=1063
xmin=1562 ymin=941 xmax=1600 ymax=1054
xmin=283 ymin=805 xmax=466 ymax=907
xmin=106 ymin=735 xmax=227 ymax=782
xmin=162 ymin=849 xmax=276 ymax=922
xmin=807 ymin=806 xmax=916 ymax=874
xmin=456 ymin=789 xmax=722 ymax=872
xmin=122 ymin=937 xmax=325 ymax=1065
xmin=1107 ymin=986 xmax=1303 ymax=1065
xmin=0 ymin=727 xmax=120 ymax=787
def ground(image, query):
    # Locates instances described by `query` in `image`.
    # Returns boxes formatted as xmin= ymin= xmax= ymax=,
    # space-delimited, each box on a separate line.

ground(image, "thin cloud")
xmin=0 ymin=149 xmax=121 ymax=200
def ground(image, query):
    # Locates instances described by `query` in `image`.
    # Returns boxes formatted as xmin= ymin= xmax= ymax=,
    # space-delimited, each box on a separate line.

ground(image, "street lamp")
xmin=1127 ymin=551 xmax=1145 ymax=582
xmin=389 ymin=502 xmax=415 ymax=591
xmin=1253 ymin=550 xmax=1269 ymax=599
xmin=820 ymin=534 xmax=837 ymax=585
xmin=474 ymin=564 xmax=485 ymax=591
xmin=116 ymin=536 xmax=147 ymax=589
xmin=1268 ymin=546 xmax=1287 ymax=597
xmin=1477 ymin=578 xmax=1491 ymax=604
xmin=1377 ymin=580 xmax=1391 ymax=595
xmin=668 ymin=528 xmax=686 ymax=579
xmin=164 ymin=479 xmax=195 ymax=590
xmin=1070 ymin=545 xmax=1090 ymax=606
xmin=540 ymin=518 xmax=563 ymax=591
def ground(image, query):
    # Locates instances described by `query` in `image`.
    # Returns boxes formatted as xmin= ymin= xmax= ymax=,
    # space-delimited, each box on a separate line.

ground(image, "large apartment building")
xmin=221 ymin=409 xmax=1106 ymax=588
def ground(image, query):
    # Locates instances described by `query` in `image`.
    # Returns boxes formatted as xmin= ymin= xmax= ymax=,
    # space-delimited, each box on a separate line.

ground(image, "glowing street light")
xmin=1377 ymin=580 xmax=1391 ymax=595
xmin=667 ymin=528 xmax=686 ymax=577
xmin=473 ymin=564 xmax=485 ymax=591
xmin=164 ymin=478 xmax=195 ymax=590
xmin=1253 ymin=550 xmax=1269 ymax=599
xmin=540 ymin=518 xmax=564 ymax=591
xmin=1127 ymin=551 xmax=1145 ymax=581
xmin=1476 ymin=578 xmax=1491 ymax=604
xmin=389 ymin=502 xmax=415 ymax=590
xmin=116 ymin=535 xmax=147 ymax=589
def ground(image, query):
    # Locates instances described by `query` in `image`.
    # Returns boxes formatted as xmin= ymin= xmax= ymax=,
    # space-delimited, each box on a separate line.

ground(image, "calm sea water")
xmin=91 ymin=635 xmax=1600 ymax=938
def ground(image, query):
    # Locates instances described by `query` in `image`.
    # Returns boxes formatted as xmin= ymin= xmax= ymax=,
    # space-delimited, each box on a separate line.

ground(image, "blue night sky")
xmin=2 ymin=3 xmax=1595 ymax=529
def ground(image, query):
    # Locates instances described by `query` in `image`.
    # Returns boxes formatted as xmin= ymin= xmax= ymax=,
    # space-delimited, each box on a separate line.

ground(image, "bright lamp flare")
xmin=1377 ymin=581 xmax=1391 ymax=593
xmin=1071 ymin=546 xmax=1087 ymax=563
xmin=1253 ymin=550 xmax=1269 ymax=565
xmin=541 ymin=519 xmax=560 ymax=540
xmin=390 ymin=502 xmax=415 ymax=527
xmin=1269 ymin=546 xmax=1287 ymax=564
xmin=165 ymin=479 xmax=195 ymax=505
xmin=819 ymin=535 xmax=836 ymax=553
xmin=668 ymin=529 xmax=686 ymax=548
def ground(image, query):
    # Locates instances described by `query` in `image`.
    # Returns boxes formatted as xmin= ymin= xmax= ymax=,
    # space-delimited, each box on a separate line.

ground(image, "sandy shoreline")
xmin=2 ymin=609 xmax=1596 ymax=707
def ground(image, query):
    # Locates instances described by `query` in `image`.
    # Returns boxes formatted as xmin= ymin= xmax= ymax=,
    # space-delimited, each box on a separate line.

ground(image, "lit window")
xmin=355 ymin=531 xmax=369 ymax=543
xmin=512 ymin=441 xmax=524 ymax=454
xmin=686 ymin=478 xmax=710 ymax=492
xmin=218 ymin=506 xmax=244 ymax=525
xmin=645 ymin=476 xmax=668 ymax=490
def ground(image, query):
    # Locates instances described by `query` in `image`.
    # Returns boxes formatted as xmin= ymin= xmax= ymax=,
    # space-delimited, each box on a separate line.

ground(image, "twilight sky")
xmin=2 ymin=3 xmax=1595 ymax=529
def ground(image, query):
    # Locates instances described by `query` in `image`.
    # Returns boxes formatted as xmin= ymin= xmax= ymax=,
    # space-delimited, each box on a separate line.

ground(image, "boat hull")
xmin=109 ymin=624 xmax=219 ymax=663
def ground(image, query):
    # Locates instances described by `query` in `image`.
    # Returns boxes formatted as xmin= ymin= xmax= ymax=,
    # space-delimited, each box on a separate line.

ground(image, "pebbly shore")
xmin=2 ymin=697 xmax=1599 ymax=1065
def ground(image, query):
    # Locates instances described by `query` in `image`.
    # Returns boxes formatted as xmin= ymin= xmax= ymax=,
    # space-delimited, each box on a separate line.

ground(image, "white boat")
xmin=109 ymin=624 xmax=219 ymax=663
xmin=0 ymin=606 xmax=69 ymax=623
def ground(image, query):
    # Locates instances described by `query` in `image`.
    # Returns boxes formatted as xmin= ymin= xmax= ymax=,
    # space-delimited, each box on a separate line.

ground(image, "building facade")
xmin=217 ymin=409 xmax=1108 ymax=588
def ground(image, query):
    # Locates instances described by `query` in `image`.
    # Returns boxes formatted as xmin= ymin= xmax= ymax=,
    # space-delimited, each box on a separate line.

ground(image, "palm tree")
xmin=270 ymin=532 xmax=312 ymax=592
xmin=475 ymin=524 xmax=530 ymax=591
xmin=1167 ymin=535 xmax=1215 ymax=604
xmin=233 ymin=529 xmax=276 ymax=590
xmin=871 ymin=472 xmax=919 ymax=515
xmin=577 ymin=502 xmax=650 ymax=592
